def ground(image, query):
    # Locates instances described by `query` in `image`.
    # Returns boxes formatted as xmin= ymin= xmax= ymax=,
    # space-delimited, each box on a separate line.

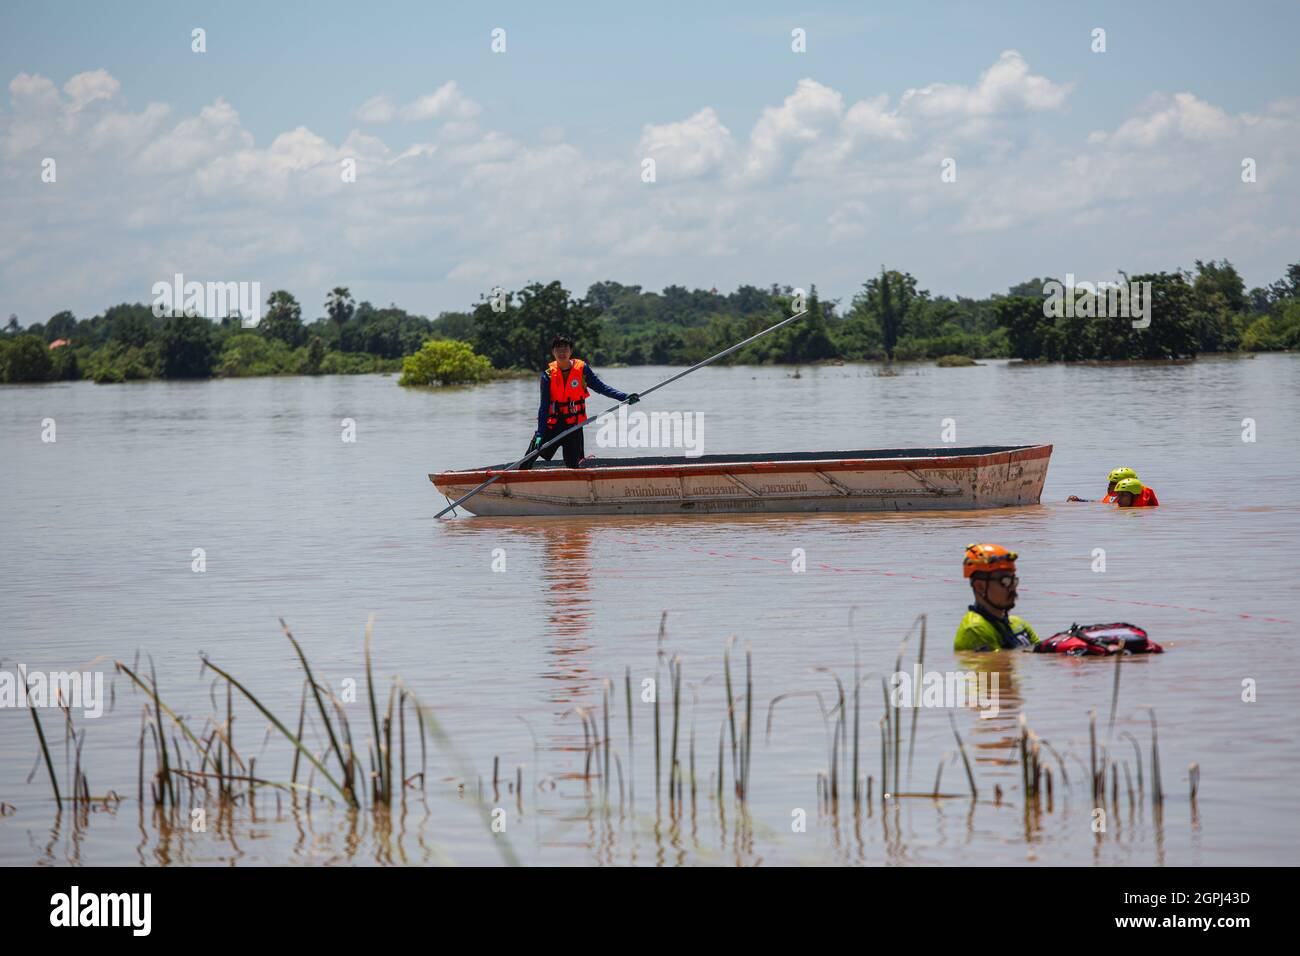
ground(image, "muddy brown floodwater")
xmin=2 ymin=355 xmax=1298 ymax=864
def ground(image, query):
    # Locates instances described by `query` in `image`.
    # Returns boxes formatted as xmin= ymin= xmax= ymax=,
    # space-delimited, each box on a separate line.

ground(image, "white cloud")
xmin=898 ymin=51 xmax=1070 ymax=118
xmin=637 ymin=107 xmax=733 ymax=180
xmin=741 ymin=78 xmax=844 ymax=181
xmin=355 ymin=82 xmax=481 ymax=125
xmin=63 ymin=70 xmax=120 ymax=113
xmin=10 ymin=72 xmax=60 ymax=111
xmin=399 ymin=81 xmax=480 ymax=122
xmin=88 ymin=101 xmax=170 ymax=151
xmin=137 ymin=98 xmax=253 ymax=174
xmin=1093 ymin=92 xmax=1236 ymax=147
xmin=0 ymin=59 xmax=1295 ymax=328
xmin=841 ymin=95 xmax=910 ymax=142
xmin=354 ymin=94 xmax=396 ymax=124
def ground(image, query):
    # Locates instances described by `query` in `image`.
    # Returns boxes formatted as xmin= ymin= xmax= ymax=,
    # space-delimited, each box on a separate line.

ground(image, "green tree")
xmin=216 ymin=333 xmax=295 ymax=376
xmin=754 ymin=287 xmax=838 ymax=362
xmin=50 ymin=345 xmax=80 ymax=380
xmin=994 ymin=296 xmax=1049 ymax=360
xmin=1135 ymin=271 xmax=1198 ymax=359
xmin=585 ymin=281 xmax=642 ymax=313
xmin=399 ymin=339 xmax=492 ymax=386
xmin=430 ymin=310 xmax=476 ymax=341
xmin=158 ymin=315 xmax=216 ymax=378
xmin=472 ymin=281 xmax=602 ymax=368
xmin=847 ymin=268 xmax=919 ymax=361
xmin=326 ymin=287 xmax=355 ymax=333
xmin=1242 ymin=299 xmax=1300 ymax=351
xmin=107 ymin=306 xmax=155 ymax=348
xmin=1268 ymin=263 xmax=1300 ymax=303
xmin=878 ymin=269 xmax=897 ymax=359
xmin=261 ymin=290 xmax=306 ymax=347
xmin=1191 ymin=259 xmax=1247 ymax=351
xmin=340 ymin=302 xmax=433 ymax=357
xmin=0 ymin=335 xmax=54 ymax=382
xmin=303 ymin=334 xmax=326 ymax=375
xmin=44 ymin=311 xmax=77 ymax=343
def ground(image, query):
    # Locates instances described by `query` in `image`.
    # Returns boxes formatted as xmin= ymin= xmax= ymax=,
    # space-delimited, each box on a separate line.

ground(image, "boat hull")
xmin=431 ymin=445 xmax=1052 ymax=517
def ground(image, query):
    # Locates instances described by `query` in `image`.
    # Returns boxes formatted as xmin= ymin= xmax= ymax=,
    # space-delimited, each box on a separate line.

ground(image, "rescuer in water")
xmin=1067 ymin=465 xmax=1138 ymax=503
xmin=1113 ymin=477 xmax=1159 ymax=507
xmin=953 ymin=544 xmax=1040 ymax=652
xmin=519 ymin=334 xmax=638 ymax=470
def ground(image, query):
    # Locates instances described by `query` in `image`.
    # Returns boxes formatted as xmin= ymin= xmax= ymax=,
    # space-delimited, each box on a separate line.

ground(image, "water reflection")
xmin=440 ymin=519 xmax=596 ymax=704
xmin=13 ymin=762 xmax=1193 ymax=866
xmin=536 ymin=524 xmax=596 ymax=700
xmin=956 ymin=651 xmax=1025 ymax=778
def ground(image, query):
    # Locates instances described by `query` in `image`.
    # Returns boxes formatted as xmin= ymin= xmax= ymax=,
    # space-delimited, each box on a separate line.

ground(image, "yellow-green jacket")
xmin=953 ymin=605 xmax=1039 ymax=652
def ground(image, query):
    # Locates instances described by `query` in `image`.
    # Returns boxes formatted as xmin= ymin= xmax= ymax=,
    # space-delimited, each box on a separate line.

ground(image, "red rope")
xmin=610 ymin=535 xmax=1293 ymax=626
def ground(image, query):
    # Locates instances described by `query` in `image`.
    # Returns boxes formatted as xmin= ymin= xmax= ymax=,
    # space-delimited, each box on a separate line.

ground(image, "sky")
xmin=1 ymin=0 xmax=1298 ymax=324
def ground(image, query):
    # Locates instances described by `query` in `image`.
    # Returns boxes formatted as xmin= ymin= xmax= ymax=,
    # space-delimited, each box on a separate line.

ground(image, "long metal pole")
xmin=435 ymin=308 xmax=810 ymax=518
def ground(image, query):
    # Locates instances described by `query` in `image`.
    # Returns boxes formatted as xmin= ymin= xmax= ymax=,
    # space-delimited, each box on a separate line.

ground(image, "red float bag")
xmin=1034 ymin=622 xmax=1163 ymax=656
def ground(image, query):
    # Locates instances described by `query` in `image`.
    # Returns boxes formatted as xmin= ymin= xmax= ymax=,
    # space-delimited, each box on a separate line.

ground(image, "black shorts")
xmin=520 ymin=424 xmax=585 ymax=469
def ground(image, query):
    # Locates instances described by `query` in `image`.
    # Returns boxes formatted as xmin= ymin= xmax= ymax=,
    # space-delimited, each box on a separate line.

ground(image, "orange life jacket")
xmin=1117 ymin=487 xmax=1160 ymax=508
xmin=1102 ymin=491 xmax=1118 ymax=504
xmin=546 ymin=359 xmax=588 ymax=427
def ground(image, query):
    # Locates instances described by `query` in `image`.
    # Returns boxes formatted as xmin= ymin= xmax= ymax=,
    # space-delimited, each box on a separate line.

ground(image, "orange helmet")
xmin=963 ymin=543 xmax=1018 ymax=579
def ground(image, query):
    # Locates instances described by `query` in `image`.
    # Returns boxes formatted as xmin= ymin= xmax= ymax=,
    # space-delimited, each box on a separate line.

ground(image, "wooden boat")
xmin=430 ymin=444 xmax=1052 ymax=517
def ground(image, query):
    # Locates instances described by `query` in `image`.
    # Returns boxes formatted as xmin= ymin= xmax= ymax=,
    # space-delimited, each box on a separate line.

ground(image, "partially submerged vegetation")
xmin=398 ymin=338 xmax=493 ymax=387
xmin=13 ymin=613 xmax=1198 ymax=864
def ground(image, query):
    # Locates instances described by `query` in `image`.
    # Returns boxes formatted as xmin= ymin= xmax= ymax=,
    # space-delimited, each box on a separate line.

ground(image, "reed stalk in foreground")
xmin=852 ymin=648 xmax=860 ymax=811
xmin=947 ymin=712 xmax=978 ymax=800
xmin=26 ymin=680 xmax=61 ymax=807
xmin=653 ymin=660 xmax=661 ymax=810
xmin=1107 ymin=642 xmax=1123 ymax=739
xmin=364 ymin=615 xmax=388 ymax=806
xmin=603 ymin=680 xmax=612 ymax=810
xmin=743 ymin=645 xmax=754 ymax=804
xmin=1119 ymin=731 xmax=1144 ymax=798
xmin=669 ymin=657 xmax=681 ymax=815
xmin=932 ymin=752 xmax=953 ymax=797
xmin=1145 ymin=707 xmax=1163 ymax=809
xmin=624 ymin=667 xmax=634 ymax=808
xmin=199 ymin=655 xmax=352 ymax=806
xmin=907 ymin=615 xmax=927 ymax=785
xmin=278 ymin=617 xmax=358 ymax=808
xmin=879 ymin=717 xmax=888 ymax=801
xmin=723 ymin=640 xmax=738 ymax=799
xmin=148 ymin=659 xmax=175 ymax=808
xmin=1089 ymin=709 xmax=1099 ymax=803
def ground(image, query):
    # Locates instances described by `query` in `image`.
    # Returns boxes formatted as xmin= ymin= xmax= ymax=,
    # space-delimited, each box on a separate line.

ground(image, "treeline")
xmin=0 ymin=289 xmax=432 ymax=384
xmin=994 ymin=262 xmax=1300 ymax=361
xmin=3 ymin=262 xmax=1298 ymax=384
xmin=464 ymin=260 xmax=1300 ymax=367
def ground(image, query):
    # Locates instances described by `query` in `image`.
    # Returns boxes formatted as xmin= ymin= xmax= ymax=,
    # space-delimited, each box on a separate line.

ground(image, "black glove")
xmin=627 ymin=392 xmax=640 ymax=405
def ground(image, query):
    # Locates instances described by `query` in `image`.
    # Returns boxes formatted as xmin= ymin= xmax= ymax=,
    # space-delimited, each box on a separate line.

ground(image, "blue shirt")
xmin=536 ymin=362 xmax=629 ymax=436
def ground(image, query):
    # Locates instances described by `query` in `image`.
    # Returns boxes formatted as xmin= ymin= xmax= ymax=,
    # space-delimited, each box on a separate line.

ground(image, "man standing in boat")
xmin=519 ymin=334 xmax=639 ymax=469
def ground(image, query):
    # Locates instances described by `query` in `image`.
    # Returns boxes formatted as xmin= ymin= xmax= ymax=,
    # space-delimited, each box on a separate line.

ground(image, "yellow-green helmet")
xmin=1114 ymin=477 xmax=1144 ymax=496
xmin=1108 ymin=466 xmax=1138 ymax=484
